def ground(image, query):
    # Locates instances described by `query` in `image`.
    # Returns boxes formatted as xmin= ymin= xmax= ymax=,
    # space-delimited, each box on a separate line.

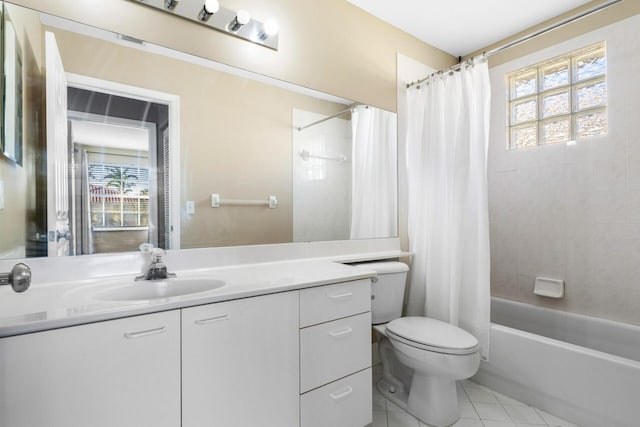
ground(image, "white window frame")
xmin=507 ymin=41 xmax=607 ymax=149
xmin=89 ymin=163 xmax=150 ymax=231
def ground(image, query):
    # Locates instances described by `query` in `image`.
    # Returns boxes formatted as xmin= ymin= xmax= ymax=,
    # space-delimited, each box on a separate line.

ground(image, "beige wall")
xmin=50 ymin=27 xmax=351 ymax=248
xmin=12 ymin=0 xmax=456 ymax=113
xmin=484 ymin=8 xmax=640 ymax=326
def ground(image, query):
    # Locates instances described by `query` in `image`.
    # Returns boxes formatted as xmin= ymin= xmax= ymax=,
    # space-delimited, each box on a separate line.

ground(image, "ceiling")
xmin=346 ymin=0 xmax=594 ymax=57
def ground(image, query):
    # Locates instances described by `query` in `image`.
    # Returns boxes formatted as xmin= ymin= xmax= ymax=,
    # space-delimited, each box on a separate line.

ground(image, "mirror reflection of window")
xmin=88 ymin=162 xmax=150 ymax=230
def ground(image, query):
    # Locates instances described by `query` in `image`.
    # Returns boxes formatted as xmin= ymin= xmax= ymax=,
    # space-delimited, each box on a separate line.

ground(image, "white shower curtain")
xmin=350 ymin=105 xmax=398 ymax=239
xmin=406 ymin=59 xmax=491 ymax=359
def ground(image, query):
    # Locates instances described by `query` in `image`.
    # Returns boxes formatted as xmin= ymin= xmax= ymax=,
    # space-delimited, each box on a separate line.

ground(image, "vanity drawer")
xmin=300 ymin=312 xmax=371 ymax=392
xmin=301 ymin=368 xmax=372 ymax=427
xmin=300 ymin=279 xmax=371 ymax=327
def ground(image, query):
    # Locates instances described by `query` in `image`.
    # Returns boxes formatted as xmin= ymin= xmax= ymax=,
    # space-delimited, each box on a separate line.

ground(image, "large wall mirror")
xmin=0 ymin=0 xmax=398 ymax=260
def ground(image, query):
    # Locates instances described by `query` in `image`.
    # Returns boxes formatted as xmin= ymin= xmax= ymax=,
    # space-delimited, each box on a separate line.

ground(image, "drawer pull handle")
xmin=329 ymin=327 xmax=353 ymax=338
xmin=124 ymin=326 xmax=167 ymax=339
xmin=195 ymin=314 xmax=230 ymax=325
xmin=329 ymin=386 xmax=354 ymax=401
xmin=328 ymin=291 xmax=353 ymax=301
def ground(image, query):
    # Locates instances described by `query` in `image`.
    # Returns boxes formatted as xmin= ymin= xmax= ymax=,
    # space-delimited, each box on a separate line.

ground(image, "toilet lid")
xmin=386 ymin=317 xmax=479 ymax=354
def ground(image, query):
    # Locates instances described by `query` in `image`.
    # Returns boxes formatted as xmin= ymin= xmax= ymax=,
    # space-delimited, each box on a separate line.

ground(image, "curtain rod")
xmin=406 ymin=0 xmax=624 ymax=89
xmin=296 ymin=105 xmax=367 ymax=131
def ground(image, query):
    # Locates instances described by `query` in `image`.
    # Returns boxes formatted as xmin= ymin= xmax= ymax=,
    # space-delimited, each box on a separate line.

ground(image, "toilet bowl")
xmin=384 ymin=317 xmax=480 ymax=426
xmin=354 ymin=261 xmax=481 ymax=427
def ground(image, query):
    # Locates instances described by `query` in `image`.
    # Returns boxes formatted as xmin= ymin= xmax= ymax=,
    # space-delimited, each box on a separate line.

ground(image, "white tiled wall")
xmin=487 ymin=14 xmax=640 ymax=326
xmin=292 ymin=109 xmax=352 ymax=242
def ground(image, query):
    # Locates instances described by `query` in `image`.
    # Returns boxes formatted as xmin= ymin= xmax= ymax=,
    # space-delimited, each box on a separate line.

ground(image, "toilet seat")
xmin=386 ymin=317 xmax=479 ymax=355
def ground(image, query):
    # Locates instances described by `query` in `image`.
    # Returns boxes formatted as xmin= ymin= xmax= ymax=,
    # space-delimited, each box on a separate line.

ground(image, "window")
xmin=89 ymin=163 xmax=150 ymax=230
xmin=507 ymin=42 xmax=607 ymax=149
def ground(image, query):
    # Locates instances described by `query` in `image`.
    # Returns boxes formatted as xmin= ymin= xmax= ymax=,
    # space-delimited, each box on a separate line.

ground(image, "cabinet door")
xmin=0 ymin=310 xmax=181 ymax=427
xmin=182 ymin=291 xmax=299 ymax=427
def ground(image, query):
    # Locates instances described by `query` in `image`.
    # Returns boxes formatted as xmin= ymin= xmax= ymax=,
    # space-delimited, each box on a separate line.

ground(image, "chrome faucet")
xmin=0 ymin=263 xmax=32 ymax=293
xmin=136 ymin=248 xmax=176 ymax=281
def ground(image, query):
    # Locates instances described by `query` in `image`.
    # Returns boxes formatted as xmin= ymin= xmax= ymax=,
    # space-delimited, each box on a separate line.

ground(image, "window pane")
xmin=90 ymin=195 xmax=103 ymax=208
xmin=542 ymin=90 xmax=569 ymax=118
xmin=511 ymin=70 xmax=537 ymax=99
xmin=123 ymin=214 xmax=139 ymax=227
xmin=91 ymin=212 xmax=104 ymax=227
xmin=506 ymin=42 xmax=606 ymax=151
xmin=511 ymin=124 xmax=538 ymax=149
xmin=542 ymin=117 xmax=570 ymax=144
xmin=123 ymin=198 xmax=139 ymax=213
xmin=576 ymin=109 xmax=607 ymax=138
xmin=575 ymin=47 xmax=606 ymax=81
xmin=576 ymin=80 xmax=606 ymax=111
xmin=541 ymin=59 xmax=569 ymax=90
xmin=511 ymin=98 xmax=537 ymax=124
xmin=122 ymin=167 xmax=140 ymax=193
xmin=105 ymin=200 xmax=121 ymax=212
xmin=89 ymin=184 xmax=104 ymax=196
xmin=88 ymin=162 xmax=150 ymax=228
xmin=106 ymin=213 xmax=122 ymax=227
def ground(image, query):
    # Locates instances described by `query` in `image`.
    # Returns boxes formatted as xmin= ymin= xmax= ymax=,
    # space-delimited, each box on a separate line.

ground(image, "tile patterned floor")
xmin=371 ymin=379 xmax=579 ymax=427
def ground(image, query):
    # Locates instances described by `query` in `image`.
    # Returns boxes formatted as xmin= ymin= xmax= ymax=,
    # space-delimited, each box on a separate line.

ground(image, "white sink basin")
xmin=94 ymin=277 xmax=225 ymax=301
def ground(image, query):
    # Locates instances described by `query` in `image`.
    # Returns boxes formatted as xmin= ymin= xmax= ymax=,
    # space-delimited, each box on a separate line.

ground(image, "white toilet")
xmin=356 ymin=261 xmax=481 ymax=427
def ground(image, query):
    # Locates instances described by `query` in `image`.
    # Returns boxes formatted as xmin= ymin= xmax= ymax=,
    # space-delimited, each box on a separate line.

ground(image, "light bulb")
xmin=228 ymin=9 xmax=251 ymax=32
xmin=237 ymin=10 xmax=251 ymax=25
xmin=263 ymin=19 xmax=278 ymax=37
xmin=204 ymin=0 xmax=219 ymax=14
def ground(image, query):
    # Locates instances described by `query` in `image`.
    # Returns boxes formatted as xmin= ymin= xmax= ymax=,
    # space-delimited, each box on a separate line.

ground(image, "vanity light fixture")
xmin=228 ymin=9 xmax=250 ymax=32
xmin=198 ymin=0 xmax=219 ymax=22
xmin=130 ymin=0 xmax=279 ymax=50
xmin=164 ymin=0 xmax=179 ymax=10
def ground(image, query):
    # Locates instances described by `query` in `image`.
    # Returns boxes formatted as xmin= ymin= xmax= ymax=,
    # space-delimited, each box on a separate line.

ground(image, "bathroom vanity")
xmin=0 ymin=260 xmax=375 ymax=427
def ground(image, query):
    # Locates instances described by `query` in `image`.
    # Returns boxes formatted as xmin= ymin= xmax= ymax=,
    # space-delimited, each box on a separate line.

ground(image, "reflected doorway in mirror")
xmin=64 ymin=73 xmax=182 ymax=255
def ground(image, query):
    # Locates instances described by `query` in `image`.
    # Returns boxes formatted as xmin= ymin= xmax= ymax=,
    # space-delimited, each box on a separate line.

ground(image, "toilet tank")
xmin=352 ymin=261 xmax=409 ymax=325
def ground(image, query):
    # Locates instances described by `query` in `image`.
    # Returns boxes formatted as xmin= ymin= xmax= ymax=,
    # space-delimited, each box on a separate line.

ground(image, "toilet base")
xmin=408 ymin=373 xmax=460 ymax=426
xmin=377 ymin=376 xmax=460 ymax=427
xmin=376 ymin=378 xmax=410 ymax=411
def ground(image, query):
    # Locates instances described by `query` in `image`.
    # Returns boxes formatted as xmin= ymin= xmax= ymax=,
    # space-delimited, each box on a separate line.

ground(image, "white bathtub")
xmin=473 ymin=297 xmax=640 ymax=427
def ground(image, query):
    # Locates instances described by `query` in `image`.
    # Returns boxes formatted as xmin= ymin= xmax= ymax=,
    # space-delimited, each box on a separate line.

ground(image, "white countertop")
xmin=0 ymin=260 xmax=376 ymax=338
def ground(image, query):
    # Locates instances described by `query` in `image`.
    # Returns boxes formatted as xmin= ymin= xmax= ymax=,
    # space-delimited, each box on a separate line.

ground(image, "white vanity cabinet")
xmin=299 ymin=279 xmax=373 ymax=427
xmin=0 ymin=310 xmax=181 ymax=427
xmin=181 ymin=291 xmax=300 ymax=427
xmin=0 ymin=272 xmax=374 ymax=427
